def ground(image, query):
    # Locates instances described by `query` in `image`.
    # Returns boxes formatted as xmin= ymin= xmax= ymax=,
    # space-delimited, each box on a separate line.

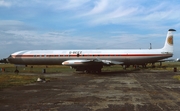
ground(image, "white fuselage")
xmin=8 ymin=49 xmax=172 ymax=65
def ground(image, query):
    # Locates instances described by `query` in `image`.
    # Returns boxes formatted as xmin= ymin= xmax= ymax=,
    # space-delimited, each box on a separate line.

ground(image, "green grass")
xmin=0 ymin=74 xmax=38 ymax=89
xmin=0 ymin=64 xmax=74 ymax=89
xmin=0 ymin=64 xmax=74 ymax=73
xmin=173 ymin=75 xmax=180 ymax=81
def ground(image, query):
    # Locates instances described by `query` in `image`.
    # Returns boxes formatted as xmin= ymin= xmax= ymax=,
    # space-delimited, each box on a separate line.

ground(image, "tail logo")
xmin=167 ymin=35 xmax=173 ymax=45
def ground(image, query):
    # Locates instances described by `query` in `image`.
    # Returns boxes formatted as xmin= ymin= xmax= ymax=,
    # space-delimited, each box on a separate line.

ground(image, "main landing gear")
xmin=72 ymin=65 xmax=103 ymax=74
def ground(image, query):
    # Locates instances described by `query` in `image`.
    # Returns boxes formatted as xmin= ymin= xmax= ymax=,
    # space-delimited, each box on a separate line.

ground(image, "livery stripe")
xmin=13 ymin=54 xmax=172 ymax=58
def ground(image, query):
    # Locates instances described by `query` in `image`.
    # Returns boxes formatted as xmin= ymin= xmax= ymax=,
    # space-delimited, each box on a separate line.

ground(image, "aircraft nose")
xmin=8 ymin=55 xmax=12 ymax=59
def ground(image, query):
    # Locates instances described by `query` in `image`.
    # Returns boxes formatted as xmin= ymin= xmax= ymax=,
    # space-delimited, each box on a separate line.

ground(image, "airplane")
xmin=7 ymin=29 xmax=176 ymax=73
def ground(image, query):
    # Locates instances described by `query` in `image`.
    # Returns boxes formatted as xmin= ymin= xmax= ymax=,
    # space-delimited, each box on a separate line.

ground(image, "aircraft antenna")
xmin=149 ymin=43 xmax=152 ymax=49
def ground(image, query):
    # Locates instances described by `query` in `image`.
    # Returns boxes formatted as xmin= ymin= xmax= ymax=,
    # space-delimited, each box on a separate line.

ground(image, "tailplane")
xmin=162 ymin=29 xmax=176 ymax=53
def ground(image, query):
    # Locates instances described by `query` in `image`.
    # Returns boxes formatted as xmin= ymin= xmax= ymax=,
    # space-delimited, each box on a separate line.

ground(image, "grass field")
xmin=0 ymin=62 xmax=180 ymax=89
xmin=1 ymin=62 xmax=180 ymax=73
xmin=0 ymin=74 xmax=38 ymax=89
xmin=0 ymin=64 xmax=73 ymax=74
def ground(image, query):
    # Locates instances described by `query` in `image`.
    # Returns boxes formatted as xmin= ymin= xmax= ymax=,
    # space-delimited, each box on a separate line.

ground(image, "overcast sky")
xmin=0 ymin=0 xmax=180 ymax=59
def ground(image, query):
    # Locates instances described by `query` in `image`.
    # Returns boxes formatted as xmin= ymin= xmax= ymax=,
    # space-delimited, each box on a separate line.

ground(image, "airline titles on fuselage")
xmin=69 ymin=51 xmax=82 ymax=55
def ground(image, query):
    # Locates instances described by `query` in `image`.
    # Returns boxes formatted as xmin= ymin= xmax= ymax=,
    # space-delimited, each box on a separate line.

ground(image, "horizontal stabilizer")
xmin=158 ymin=58 xmax=180 ymax=62
xmin=169 ymin=29 xmax=176 ymax=31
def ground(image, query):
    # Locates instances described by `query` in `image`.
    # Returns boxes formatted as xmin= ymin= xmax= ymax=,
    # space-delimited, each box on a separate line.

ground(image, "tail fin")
xmin=162 ymin=29 xmax=176 ymax=53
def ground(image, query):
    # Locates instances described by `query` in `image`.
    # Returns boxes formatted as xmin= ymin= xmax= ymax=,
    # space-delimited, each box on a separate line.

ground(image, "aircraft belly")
xmin=121 ymin=55 xmax=172 ymax=64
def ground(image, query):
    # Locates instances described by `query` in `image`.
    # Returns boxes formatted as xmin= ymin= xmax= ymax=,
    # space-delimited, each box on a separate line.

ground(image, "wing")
xmin=101 ymin=60 xmax=123 ymax=65
xmin=62 ymin=59 xmax=123 ymax=66
xmin=62 ymin=59 xmax=123 ymax=73
xmin=158 ymin=58 xmax=180 ymax=62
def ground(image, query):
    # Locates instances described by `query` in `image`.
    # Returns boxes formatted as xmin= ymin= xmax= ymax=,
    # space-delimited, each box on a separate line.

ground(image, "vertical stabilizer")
xmin=162 ymin=29 xmax=176 ymax=53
